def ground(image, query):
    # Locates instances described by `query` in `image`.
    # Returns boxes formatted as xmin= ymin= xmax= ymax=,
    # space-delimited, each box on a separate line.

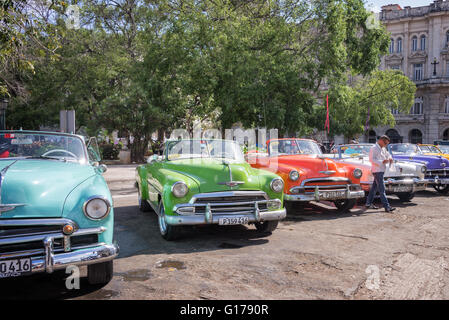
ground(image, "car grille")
xmin=178 ymin=191 xmax=270 ymax=215
xmin=0 ymin=219 xmax=100 ymax=259
xmin=425 ymin=169 xmax=449 ymax=178
xmin=299 ymin=178 xmax=353 ymax=193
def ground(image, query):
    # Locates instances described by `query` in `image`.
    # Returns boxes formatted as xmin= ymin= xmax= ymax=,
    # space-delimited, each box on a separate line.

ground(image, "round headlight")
xmin=289 ymin=170 xmax=300 ymax=181
xmin=353 ymin=168 xmax=363 ymax=179
xmin=421 ymin=166 xmax=426 ymax=173
xmin=172 ymin=181 xmax=189 ymax=198
xmin=83 ymin=196 xmax=111 ymax=220
xmin=270 ymin=178 xmax=284 ymax=193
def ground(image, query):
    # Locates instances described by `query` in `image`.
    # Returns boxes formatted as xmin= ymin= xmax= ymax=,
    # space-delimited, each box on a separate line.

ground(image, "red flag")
xmin=324 ymin=95 xmax=330 ymax=133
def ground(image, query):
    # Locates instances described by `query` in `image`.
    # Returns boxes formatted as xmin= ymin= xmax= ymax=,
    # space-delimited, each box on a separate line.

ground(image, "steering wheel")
xmin=42 ymin=149 xmax=78 ymax=159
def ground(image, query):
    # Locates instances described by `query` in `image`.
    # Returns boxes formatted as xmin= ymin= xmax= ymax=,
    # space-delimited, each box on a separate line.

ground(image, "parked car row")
xmin=1 ymin=130 xmax=448 ymax=286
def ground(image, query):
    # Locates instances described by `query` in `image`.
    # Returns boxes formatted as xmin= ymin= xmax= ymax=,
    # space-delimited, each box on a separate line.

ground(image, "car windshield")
xmin=420 ymin=145 xmax=441 ymax=153
xmin=389 ymin=143 xmax=419 ymax=155
xmin=338 ymin=144 xmax=372 ymax=157
xmin=0 ymin=132 xmax=87 ymax=162
xmin=437 ymin=145 xmax=449 ymax=153
xmin=166 ymin=139 xmax=245 ymax=162
xmin=269 ymin=139 xmax=322 ymax=155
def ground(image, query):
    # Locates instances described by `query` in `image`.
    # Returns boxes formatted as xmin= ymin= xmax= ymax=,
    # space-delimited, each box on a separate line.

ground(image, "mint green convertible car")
xmin=0 ymin=130 xmax=118 ymax=284
xmin=135 ymin=139 xmax=286 ymax=240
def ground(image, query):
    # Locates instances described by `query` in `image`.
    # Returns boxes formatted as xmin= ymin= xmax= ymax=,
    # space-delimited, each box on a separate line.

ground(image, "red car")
xmin=248 ymin=138 xmax=365 ymax=212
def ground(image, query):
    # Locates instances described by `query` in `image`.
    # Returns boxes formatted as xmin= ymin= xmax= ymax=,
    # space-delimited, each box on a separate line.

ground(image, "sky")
xmin=365 ymin=0 xmax=437 ymax=12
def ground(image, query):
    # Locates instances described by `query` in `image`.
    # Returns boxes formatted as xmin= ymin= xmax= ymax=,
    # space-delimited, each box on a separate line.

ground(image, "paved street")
xmin=2 ymin=164 xmax=449 ymax=300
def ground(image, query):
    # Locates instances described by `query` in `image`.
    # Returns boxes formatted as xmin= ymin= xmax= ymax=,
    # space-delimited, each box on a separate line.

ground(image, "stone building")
xmin=363 ymin=0 xmax=449 ymax=144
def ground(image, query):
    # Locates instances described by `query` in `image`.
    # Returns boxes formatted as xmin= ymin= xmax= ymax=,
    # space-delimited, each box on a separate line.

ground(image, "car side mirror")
xmin=97 ymin=164 xmax=107 ymax=173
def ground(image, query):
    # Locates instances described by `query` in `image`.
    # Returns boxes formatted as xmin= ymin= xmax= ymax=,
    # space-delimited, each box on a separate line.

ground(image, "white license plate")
xmin=0 ymin=258 xmax=32 ymax=278
xmin=320 ymin=191 xmax=346 ymax=199
xmin=393 ymin=186 xmax=412 ymax=192
xmin=219 ymin=217 xmax=249 ymax=225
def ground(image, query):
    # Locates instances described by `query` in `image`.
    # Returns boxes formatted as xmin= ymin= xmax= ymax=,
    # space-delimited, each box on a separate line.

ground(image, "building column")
xmin=426 ymin=91 xmax=441 ymax=143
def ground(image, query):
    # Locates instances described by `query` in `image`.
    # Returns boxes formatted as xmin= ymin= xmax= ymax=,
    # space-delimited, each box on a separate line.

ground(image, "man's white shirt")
xmin=369 ymin=143 xmax=392 ymax=173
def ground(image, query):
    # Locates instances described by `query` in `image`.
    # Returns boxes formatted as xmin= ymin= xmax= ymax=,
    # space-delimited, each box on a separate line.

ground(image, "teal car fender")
xmin=62 ymin=172 xmax=114 ymax=244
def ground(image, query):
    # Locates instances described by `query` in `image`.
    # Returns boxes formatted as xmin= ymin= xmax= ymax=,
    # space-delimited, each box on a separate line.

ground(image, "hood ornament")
xmin=318 ymin=157 xmax=335 ymax=175
xmin=0 ymin=160 xmax=26 ymax=215
xmin=218 ymin=160 xmax=244 ymax=188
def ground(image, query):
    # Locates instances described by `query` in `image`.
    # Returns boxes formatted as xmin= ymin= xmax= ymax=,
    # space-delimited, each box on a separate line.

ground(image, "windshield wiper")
xmin=24 ymin=155 xmax=68 ymax=161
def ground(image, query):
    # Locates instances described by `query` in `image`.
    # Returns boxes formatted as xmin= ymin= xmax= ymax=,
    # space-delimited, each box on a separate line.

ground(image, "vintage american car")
xmin=418 ymin=144 xmax=449 ymax=161
xmin=327 ymin=144 xmax=427 ymax=202
xmin=135 ymin=139 xmax=286 ymax=240
xmin=0 ymin=130 xmax=118 ymax=283
xmin=248 ymin=138 xmax=365 ymax=212
xmin=388 ymin=143 xmax=449 ymax=194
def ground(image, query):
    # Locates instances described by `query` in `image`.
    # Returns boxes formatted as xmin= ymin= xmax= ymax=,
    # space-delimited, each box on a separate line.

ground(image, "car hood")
xmin=163 ymin=159 xmax=261 ymax=192
xmin=275 ymin=155 xmax=347 ymax=179
xmin=392 ymin=154 xmax=449 ymax=169
xmin=0 ymin=159 xmax=96 ymax=218
xmin=334 ymin=156 xmax=423 ymax=178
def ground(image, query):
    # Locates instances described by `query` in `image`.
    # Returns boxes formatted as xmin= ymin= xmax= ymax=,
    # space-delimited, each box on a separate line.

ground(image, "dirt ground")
xmin=2 ymin=164 xmax=449 ymax=300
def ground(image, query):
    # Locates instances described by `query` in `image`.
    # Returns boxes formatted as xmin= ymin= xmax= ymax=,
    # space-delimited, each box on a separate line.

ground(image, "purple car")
xmin=388 ymin=143 xmax=449 ymax=194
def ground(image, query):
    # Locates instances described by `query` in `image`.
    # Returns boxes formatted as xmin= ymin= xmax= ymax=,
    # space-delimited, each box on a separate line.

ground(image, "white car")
xmin=325 ymin=144 xmax=428 ymax=202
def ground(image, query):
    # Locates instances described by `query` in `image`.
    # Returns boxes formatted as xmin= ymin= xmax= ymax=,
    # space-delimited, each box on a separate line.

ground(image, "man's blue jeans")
xmin=366 ymin=172 xmax=391 ymax=209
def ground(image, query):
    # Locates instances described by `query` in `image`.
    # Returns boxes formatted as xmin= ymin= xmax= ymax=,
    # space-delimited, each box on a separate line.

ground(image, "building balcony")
xmin=393 ymin=113 xmax=425 ymax=123
xmin=414 ymin=76 xmax=449 ymax=87
xmin=438 ymin=113 xmax=449 ymax=121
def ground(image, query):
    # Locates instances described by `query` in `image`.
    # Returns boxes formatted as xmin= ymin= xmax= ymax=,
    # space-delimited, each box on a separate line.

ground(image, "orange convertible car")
xmin=248 ymin=138 xmax=365 ymax=212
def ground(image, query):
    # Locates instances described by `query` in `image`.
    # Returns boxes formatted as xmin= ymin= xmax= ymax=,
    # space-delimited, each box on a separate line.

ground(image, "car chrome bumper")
xmin=384 ymin=178 xmax=428 ymax=193
xmin=285 ymin=184 xmax=365 ymax=202
xmin=425 ymin=178 xmax=449 ymax=185
xmin=165 ymin=208 xmax=286 ymax=226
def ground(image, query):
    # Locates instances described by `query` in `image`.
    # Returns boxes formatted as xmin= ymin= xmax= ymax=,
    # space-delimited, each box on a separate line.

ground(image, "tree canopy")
xmin=2 ymin=0 xmax=416 ymax=161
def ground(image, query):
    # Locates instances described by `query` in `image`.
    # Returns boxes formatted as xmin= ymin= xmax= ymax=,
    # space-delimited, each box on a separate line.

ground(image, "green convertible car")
xmin=135 ymin=139 xmax=287 ymax=240
xmin=0 ymin=130 xmax=118 ymax=284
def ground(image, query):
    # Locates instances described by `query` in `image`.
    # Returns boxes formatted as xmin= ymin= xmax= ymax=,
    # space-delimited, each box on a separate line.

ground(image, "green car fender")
xmin=251 ymin=168 xmax=284 ymax=203
xmin=158 ymin=169 xmax=201 ymax=216
xmin=62 ymin=174 xmax=114 ymax=244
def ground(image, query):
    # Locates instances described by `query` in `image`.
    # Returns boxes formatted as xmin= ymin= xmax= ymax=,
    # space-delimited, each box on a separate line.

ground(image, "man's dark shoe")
xmin=365 ymin=204 xmax=379 ymax=209
xmin=385 ymin=207 xmax=396 ymax=213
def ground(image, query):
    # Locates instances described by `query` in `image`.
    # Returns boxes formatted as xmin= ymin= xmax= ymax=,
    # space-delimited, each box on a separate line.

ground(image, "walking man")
xmin=365 ymin=135 xmax=396 ymax=213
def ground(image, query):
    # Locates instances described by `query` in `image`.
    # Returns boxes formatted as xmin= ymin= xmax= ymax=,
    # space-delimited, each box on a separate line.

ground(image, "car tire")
xmin=333 ymin=199 xmax=356 ymax=212
xmin=138 ymin=190 xmax=153 ymax=212
xmin=433 ymin=184 xmax=449 ymax=195
xmin=158 ymin=202 xmax=182 ymax=241
xmin=397 ymin=192 xmax=415 ymax=202
xmin=255 ymin=220 xmax=279 ymax=233
xmin=87 ymin=261 xmax=113 ymax=285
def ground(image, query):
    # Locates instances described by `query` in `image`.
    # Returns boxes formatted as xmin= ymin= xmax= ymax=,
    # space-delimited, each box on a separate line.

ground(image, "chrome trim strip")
xmin=0 ymin=218 xmax=77 ymax=227
xmin=299 ymin=177 xmax=351 ymax=186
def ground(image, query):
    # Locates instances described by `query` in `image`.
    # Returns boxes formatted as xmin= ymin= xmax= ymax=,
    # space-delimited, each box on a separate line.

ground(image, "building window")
xmin=413 ymin=64 xmax=423 ymax=81
xmin=391 ymin=65 xmax=400 ymax=70
xmin=412 ymin=36 xmax=418 ymax=51
xmin=446 ymin=61 xmax=449 ymax=77
xmin=420 ymin=35 xmax=426 ymax=51
xmin=443 ymin=128 xmax=449 ymax=141
xmin=447 ymin=31 xmax=449 ymax=45
xmin=397 ymin=38 xmax=402 ymax=53
xmin=409 ymin=129 xmax=423 ymax=144
xmin=411 ymin=97 xmax=423 ymax=115
xmin=391 ymin=106 xmax=400 ymax=114
xmin=368 ymin=130 xmax=377 ymax=143
xmin=445 ymin=96 xmax=449 ymax=114
xmin=390 ymin=39 xmax=394 ymax=54
xmin=386 ymin=129 xmax=402 ymax=143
